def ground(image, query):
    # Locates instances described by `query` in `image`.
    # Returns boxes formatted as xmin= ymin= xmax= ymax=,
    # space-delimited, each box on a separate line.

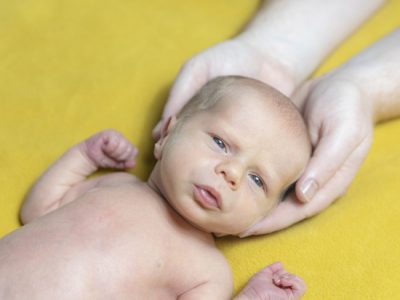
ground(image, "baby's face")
xmin=155 ymin=94 xmax=310 ymax=235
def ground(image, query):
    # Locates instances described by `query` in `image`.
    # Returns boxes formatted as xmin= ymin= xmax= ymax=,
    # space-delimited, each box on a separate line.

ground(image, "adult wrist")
xmin=233 ymin=34 xmax=299 ymax=96
xmin=234 ymin=0 xmax=385 ymax=96
xmin=322 ymin=68 xmax=377 ymax=124
xmin=235 ymin=32 xmax=301 ymax=92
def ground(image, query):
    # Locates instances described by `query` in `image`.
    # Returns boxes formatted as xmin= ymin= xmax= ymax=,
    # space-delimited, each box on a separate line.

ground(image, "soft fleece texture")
xmin=1 ymin=1 xmax=399 ymax=299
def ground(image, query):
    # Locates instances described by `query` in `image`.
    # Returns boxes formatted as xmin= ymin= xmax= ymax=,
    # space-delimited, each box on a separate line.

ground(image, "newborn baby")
xmin=0 ymin=76 xmax=311 ymax=299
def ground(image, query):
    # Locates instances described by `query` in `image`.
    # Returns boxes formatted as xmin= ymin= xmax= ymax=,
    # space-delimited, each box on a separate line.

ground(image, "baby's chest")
xmin=119 ymin=218 xmax=217 ymax=295
xmin=119 ymin=223 xmax=214 ymax=293
xmin=57 ymin=186 xmax=216 ymax=294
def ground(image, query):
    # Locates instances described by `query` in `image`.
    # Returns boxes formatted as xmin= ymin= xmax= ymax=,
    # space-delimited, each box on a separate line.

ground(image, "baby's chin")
xmin=188 ymin=220 xmax=248 ymax=237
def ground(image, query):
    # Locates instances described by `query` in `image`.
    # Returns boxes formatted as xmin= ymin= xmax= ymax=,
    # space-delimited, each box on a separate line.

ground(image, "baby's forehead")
xmin=210 ymin=90 xmax=285 ymax=125
xmin=206 ymin=96 xmax=302 ymax=155
xmin=221 ymin=80 xmax=287 ymax=107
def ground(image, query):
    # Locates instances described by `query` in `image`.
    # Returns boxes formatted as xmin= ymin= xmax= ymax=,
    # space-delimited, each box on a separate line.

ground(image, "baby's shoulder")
xmin=184 ymin=237 xmax=233 ymax=286
xmin=179 ymin=243 xmax=233 ymax=298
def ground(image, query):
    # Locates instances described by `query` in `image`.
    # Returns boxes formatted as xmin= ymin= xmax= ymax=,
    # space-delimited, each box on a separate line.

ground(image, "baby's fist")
xmin=236 ymin=262 xmax=306 ymax=300
xmin=83 ymin=129 xmax=138 ymax=169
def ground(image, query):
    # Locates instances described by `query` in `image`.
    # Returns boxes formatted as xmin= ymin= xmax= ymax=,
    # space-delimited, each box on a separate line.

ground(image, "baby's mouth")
xmin=193 ymin=184 xmax=222 ymax=211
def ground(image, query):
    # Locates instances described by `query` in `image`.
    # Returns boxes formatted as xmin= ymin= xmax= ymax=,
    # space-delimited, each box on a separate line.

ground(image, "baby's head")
xmin=151 ymin=76 xmax=311 ymax=236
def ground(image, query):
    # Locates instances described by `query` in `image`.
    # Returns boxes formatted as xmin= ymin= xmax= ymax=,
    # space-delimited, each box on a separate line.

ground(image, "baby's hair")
xmin=177 ymin=76 xmax=306 ymax=140
xmin=177 ymin=76 xmax=239 ymax=120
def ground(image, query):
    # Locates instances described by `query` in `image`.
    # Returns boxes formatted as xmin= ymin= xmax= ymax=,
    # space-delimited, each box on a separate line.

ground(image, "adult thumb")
xmin=296 ymin=126 xmax=355 ymax=203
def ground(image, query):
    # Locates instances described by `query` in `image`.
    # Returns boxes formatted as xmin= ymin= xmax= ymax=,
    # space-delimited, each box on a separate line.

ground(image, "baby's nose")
xmin=215 ymin=161 xmax=244 ymax=190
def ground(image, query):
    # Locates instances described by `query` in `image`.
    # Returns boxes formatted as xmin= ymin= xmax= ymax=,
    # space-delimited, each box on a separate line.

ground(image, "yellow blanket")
xmin=1 ymin=1 xmax=399 ymax=298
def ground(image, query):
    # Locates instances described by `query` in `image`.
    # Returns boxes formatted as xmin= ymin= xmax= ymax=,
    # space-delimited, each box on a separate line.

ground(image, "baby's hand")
xmin=235 ymin=262 xmax=306 ymax=300
xmin=82 ymin=129 xmax=138 ymax=169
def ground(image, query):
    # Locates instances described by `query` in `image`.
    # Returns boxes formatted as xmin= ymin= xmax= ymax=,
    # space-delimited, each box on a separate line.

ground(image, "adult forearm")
xmin=328 ymin=29 xmax=400 ymax=124
xmin=236 ymin=0 xmax=385 ymax=87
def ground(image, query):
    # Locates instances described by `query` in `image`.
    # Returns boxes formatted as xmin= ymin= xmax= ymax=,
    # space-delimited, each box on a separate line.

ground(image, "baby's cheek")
xmin=225 ymin=212 xmax=260 ymax=235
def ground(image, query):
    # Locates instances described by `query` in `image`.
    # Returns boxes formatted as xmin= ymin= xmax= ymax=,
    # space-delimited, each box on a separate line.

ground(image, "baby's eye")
xmin=249 ymin=174 xmax=265 ymax=189
xmin=213 ymin=136 xmax=227 ymax=152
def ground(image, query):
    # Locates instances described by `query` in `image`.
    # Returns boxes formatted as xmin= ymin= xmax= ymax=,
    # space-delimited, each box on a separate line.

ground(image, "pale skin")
xmin=1 ymin=86 xmax=308 ymax=299
xmin=244 ymin=28 xmax=400 ymax=235
xmin=153 ymin=0 xmax=386 ymax=235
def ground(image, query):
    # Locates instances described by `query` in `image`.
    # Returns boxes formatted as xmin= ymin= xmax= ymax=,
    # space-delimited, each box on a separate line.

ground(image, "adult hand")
xmin=153 ymin=0 xmax=384 ymax=140
xmin=152 ymin=38 xmax=295 ymax=140
xmin=241 ymin=73 xmax=375 ymax=236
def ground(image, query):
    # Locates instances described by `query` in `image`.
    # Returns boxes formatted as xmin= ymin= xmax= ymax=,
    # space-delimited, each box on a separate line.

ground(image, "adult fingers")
xmin=239 ymin=194 xmax=310 ymax=236
xmin=242 ymin=135 xmax=372 ymax=236
xmin=301 ymin=134 xmax=372 ymax=207
xmin=152 ymin=59 xmax=208 ymax=140
xmin=296 ymin=124 xmax=364 ymax=203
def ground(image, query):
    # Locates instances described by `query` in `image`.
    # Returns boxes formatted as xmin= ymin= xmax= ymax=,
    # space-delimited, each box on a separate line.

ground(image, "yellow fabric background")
xmin=1 ymin=1 xmax=399 ymax=299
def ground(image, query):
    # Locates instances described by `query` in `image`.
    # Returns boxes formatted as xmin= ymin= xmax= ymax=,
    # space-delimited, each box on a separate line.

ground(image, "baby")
xmin=0 ymin=76 xmax=311 ymax=299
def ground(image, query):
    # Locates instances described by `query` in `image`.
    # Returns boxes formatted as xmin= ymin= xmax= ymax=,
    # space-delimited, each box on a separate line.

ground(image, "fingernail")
xmin=300 ymin=178 xmax=318 ymax=202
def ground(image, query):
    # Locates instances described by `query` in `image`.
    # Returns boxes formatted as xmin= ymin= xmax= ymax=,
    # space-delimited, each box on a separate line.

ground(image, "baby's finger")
xmin=98 ymin=155 xmax=120 ymax=169
xmin=274 ymin=273 xmax=294 ymax=286
xmin=102 ymin=131 xmax=120 ymax=153
xmin=272 ymin=268 xmax=291 ymax=283
xmin=277 ymin=274 xmax=307 ymax=297
xmin=117 ymin=143 xmax=136 ymax=162
xmin=264 ymin=262 xmax=285 ymax=273
xmin=122 ymin=148 xmax=138 ymax=169
xmin=105 ymin=138 xmax=130 ymax=160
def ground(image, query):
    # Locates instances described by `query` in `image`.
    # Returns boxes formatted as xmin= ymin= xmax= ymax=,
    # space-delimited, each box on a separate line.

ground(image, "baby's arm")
xmin=20 ymin=129 xmax=138 ymax=224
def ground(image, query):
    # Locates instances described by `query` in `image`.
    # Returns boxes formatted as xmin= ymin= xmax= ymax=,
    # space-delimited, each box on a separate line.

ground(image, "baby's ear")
xmin=153 ymin=116 xmax=177 ymax=160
